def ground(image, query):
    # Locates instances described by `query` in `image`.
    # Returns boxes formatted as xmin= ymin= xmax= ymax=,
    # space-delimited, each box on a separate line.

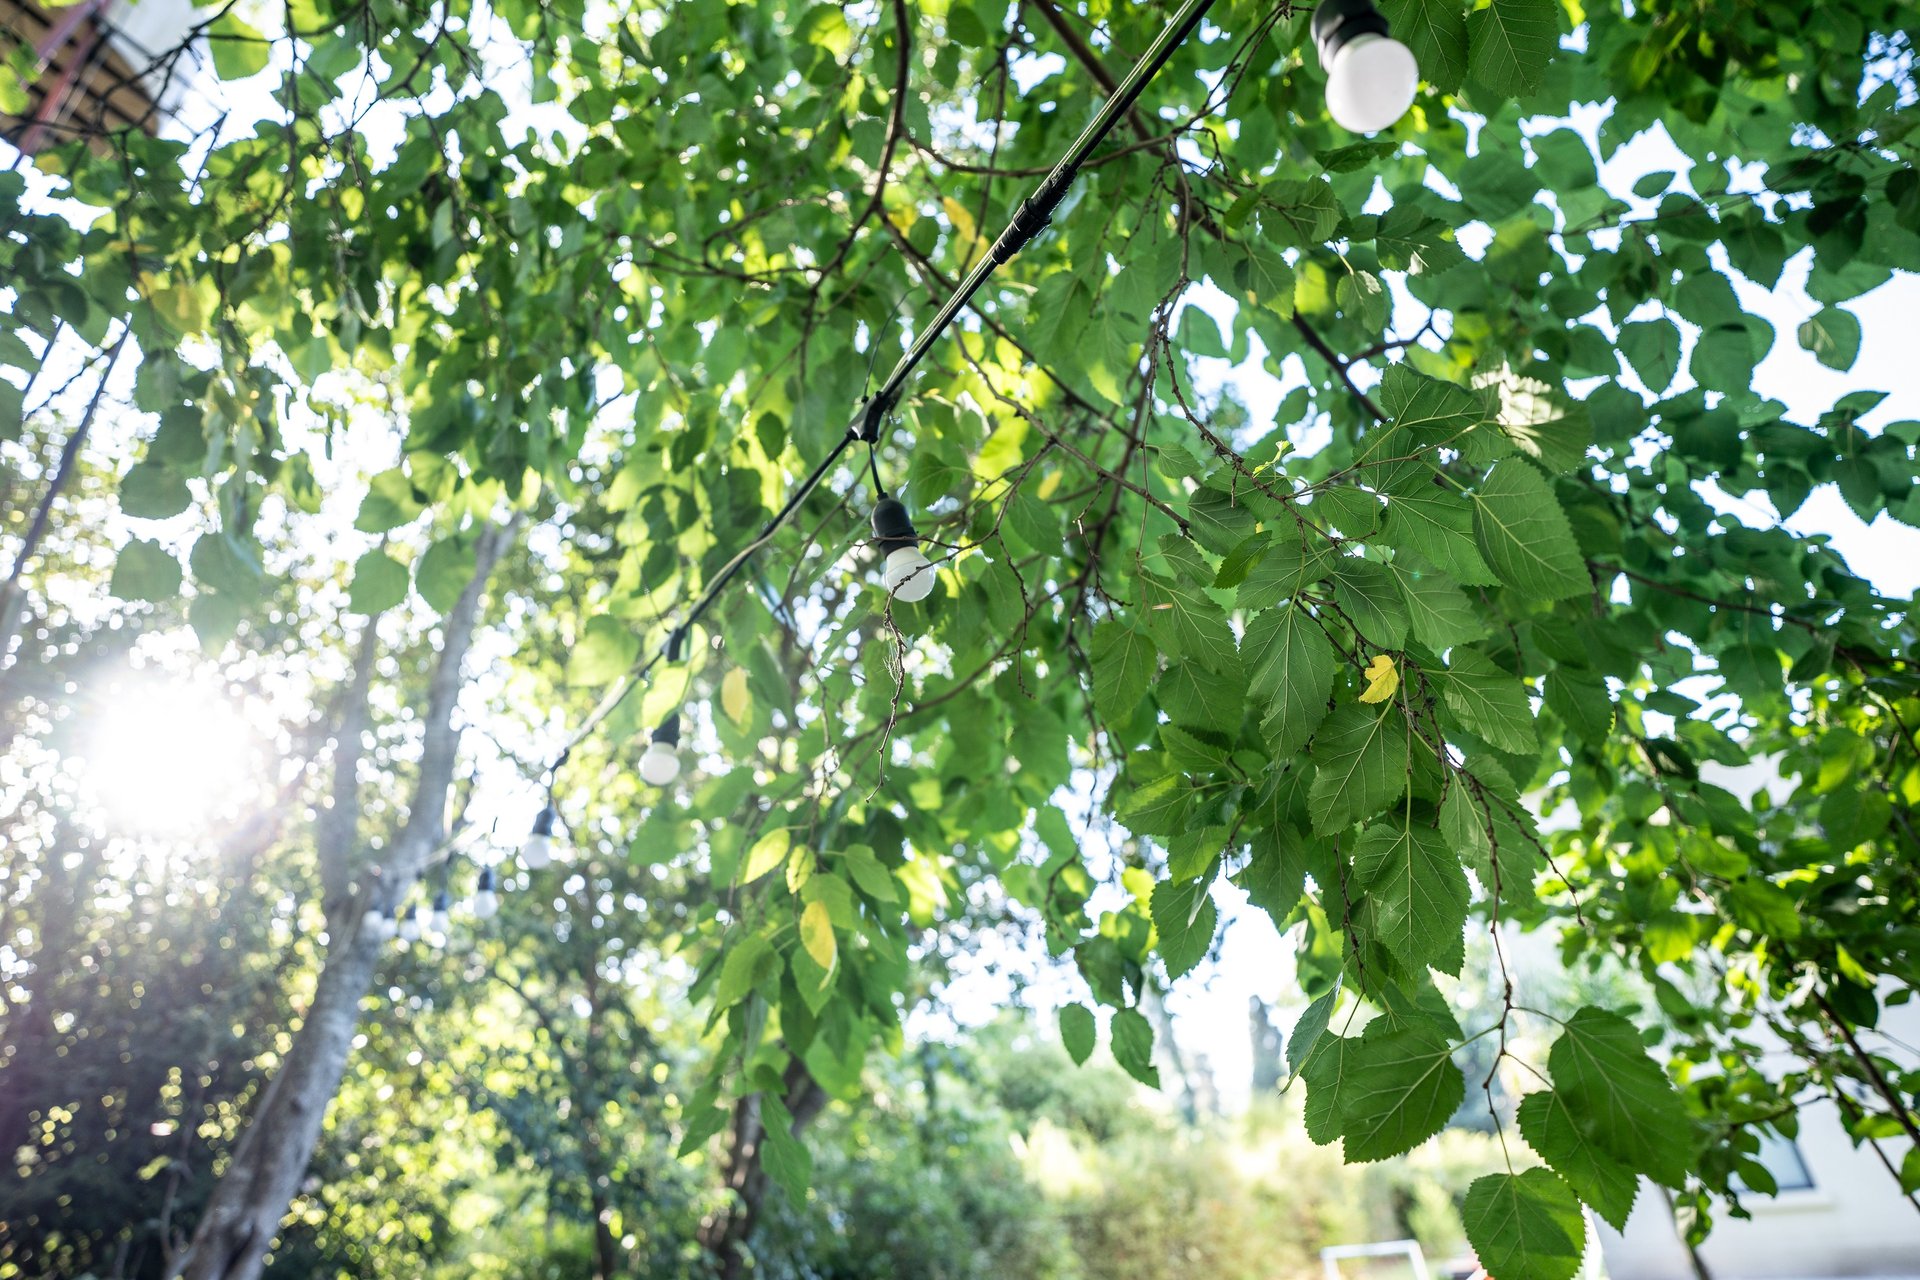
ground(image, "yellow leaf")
xmin=721 ymin=667 xmax=751 ymax=727
xmin=800 ymin=900 xmax=837 ymax=973
xmin=1358 ymin=654 xmax=1399 ymax=704
xmin=941 ymin=196 xmax=979 ymax=255
xmin=785 ymin=840 xmax=814 ymax=894
xmin=741 ymin=828 xmax=791 ymax=884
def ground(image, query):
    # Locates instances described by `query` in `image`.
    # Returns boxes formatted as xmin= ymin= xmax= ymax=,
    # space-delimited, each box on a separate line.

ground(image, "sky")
xmin=8 ymin=7 xmax=1918 ymax=1113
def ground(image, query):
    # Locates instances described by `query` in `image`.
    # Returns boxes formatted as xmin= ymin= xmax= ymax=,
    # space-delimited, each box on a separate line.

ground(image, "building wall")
xmin=1598 ymin=998 xmax=1920 ymax=1280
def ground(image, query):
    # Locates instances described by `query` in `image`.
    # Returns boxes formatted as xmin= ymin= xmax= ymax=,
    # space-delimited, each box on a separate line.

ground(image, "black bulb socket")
xmin=477 ymin=866 xmax=496 ymax=892
xmin=1311 ymin=0 xmax=1390 ymax=66
xmin=871 ymin=497 xmax=920 ymax=554
xmin=530 ymin=805 xmax=557 ymax=838
xmin=653 ymin=712 xmax=681 ymax=747
xmin=432 ymin=890 xmax=450 ymax=912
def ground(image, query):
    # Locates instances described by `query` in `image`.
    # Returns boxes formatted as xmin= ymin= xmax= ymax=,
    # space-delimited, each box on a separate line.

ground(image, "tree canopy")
xmin=3 ymin=0 xmax=1919 ymax=1277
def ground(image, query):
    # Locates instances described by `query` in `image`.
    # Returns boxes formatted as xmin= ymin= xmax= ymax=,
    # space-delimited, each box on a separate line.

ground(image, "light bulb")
xmin=397 ymin=907 xmax=421 ymax=942
xmin=522 ymin=805 xmax=559 ymax=870
xmin=428 ymin=892 xmax=451 ymax=941
xmin=639 ymin=740 xmax=681 ymax=786
xmin=361 ymin=908 xmax=395 ymax=942
xmin=471 ymin=867 xmax=499 ymax=919
xmin=1324 ymin=33 xmax=1418 ymax=133
xmin=884 ymin=546 xmax=935 ymax=602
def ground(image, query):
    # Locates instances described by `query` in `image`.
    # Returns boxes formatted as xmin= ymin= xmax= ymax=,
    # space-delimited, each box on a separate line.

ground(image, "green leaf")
xmin=1544 ymin=666 xmax=1614 ymax=743
xmin=1798 ymin=307 xmax=1861 ymax=371
xmin=1301 ymin=1031 xmax=1357 ymax=1144
xmin=109 ymin=538 xmax=183 ymax=602
xmin=1517 ymin=1090 xmax=1641 ymax=1230
xmin=1238 ymin=536 xmax=1333 ymax=611
xmin=1618 ymin=318 xmax=1683 ymax=393
xmin=209 ymin=11 xmax=272 ymax=80
xmin=1380 ymin=0 xmax=1469 ymax=92
xmin=1116 ymin=772 xmax=1190 ymax=838
xmin=758 ymin=1093 xmax=813 ymax=1205
xmin=189 ymin=533 xmax=263 ymax=598
xmin=1060 ymin=1003 xmax=1097 ymax=1066
xmin=839 ymin=845 xmax=899 ymax=903
xmin=1338 ymin=1020 xmax=1467 ymax=1162
xmin=1351 ymin=812 xmax=1469 ymax=973
xmin=1235 ymin=821 xmax=1307 ymax=924
xmin=1462 ymin=1168 xmax=1586 ymax=1280
xmin=0 ymin=68 xmax=28 ymax=117
xmin=1308 ymin=706 xmax=1408 ymax=834
xmin=1244 ymin=604 xmax=1336 ymax=754
xmin=1150 ymin=874 xmax=1219 ymax=980
xmin=1547 ymin=1006 xmax=1692 ymax=1186
xmin=1110 ymin=1008 xmax=1161 ymax=1088
xmin=1091 ymin=618 xmax=1156 ymax=726
xmin=1466 ymin=0 xmax=1558 ymax=98
xmin=566 ymin=615 xmax=639 ymax=686
xmin=714 ymin=934 xmax=776 ymax=1010
xmin=1394 ymin=568 xmax=1490 ymax=650
xmin=347 ymin=550 xmax=410 ymax=615
xmin=1382 ymin=470 xmax=1499 ymax=585
xmin=1287 ymin=991 xmax=1337 ymax=1077
xmin=119 ymin=463 xmax=193 ymax=520
xmin=414 ymin=535 xmax=476 ymax=614
xmin=1471 ymin=462 xmax=1589 ymax=600
xmin=1373 ymin=206 xmax=1467 ymax=276
xmin=1439 ymin=649 xmax=1538 ymax=753
xmin=1327 ymin=557 xmax=1409 ymax=648
xmin=1141 ymin=570 xmax=1239 ymax=675
xmin=676 ymin=1099 xmax=733 ymax=1158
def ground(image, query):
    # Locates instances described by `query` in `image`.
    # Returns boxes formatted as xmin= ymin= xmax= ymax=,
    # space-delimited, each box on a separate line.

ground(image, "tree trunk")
xmin=167 ymin=933 xmax=383 ymax=1280
xmin=0 ymin=334 xmax=125 ymax=684
xmin=699 ymin=1059 xmax=828 ymax=1280
xmin=166 ymin=523 xmax=513 ymax=1280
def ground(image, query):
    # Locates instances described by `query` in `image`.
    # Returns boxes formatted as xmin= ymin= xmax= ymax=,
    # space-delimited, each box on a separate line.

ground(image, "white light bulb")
xmin=429 ymin=909 xmax=451 ymax=938
xmin=883 ymin=546 xmax=935 ymax=603
xmin=471 ymin=889 xmax=500 ymax=919
xmin=398 ymin=911 xmax=421 ymax=943
xmin=639 ymin=740 xmax=682 ymax=786
xmin=360 ymin=908 xmax=388 ymax=941
xmin=1325 ymin=34 xmax=1418 ymax=134
xmin=520 ymin=833 xmax=553 ymax=870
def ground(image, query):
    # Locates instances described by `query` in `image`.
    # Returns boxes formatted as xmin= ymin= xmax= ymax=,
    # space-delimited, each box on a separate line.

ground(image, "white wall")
xmin=1600 ymin=999 xmax=1920 ymax=1280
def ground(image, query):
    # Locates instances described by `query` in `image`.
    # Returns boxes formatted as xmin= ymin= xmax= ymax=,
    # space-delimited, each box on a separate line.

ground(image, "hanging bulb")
xmin=361 ymin=907 xmax=395 ymax=943
xmin=521 ymin=805 xmax=558 ymax=870
xmin=428 ymin=890 xmax=452 ymax=943
xmin=397 ymin=905 xmax=421 ymax=943
xmin=471 ymin=867 xmax=500 ymax=920
xmin=1312 ymin=0 xmax=1418 ymax=134
xmin=639 ymin=712 xmax=682 ymax=786
xmin=872 ymin=497 xmax=935 ymax=603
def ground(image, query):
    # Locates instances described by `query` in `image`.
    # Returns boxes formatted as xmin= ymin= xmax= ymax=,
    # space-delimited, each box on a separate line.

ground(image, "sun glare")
xmin=81 ymin=680 xmax=264 ymax=839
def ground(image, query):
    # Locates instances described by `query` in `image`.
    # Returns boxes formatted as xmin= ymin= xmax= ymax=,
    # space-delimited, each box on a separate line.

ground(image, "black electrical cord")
xmin=542 ymin=0 xmax=1220 ymax=774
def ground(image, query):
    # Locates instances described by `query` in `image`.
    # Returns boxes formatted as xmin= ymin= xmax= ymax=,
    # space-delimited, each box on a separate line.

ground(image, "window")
xmin=1745 ymin=1131 xmax=1817 ymax=1193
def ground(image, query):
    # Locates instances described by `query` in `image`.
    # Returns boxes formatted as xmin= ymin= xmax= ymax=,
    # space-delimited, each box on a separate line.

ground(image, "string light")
xmin=638 ymin=712 xmax=683 ymax=786
xmin=471 ymin=867 xmax=500 ymax=920
xmin=397 ymin=905 xmax=421 ymax=943
xmin=427 ymin=890 xmax=452 ymax=942
xmin=521 ymin=805 xmax=559 ymax=870
xmin=361 ymin=905 xmax=397 ymax=943
xmin=871 ymin=497 xmax=934 ymax=603
xmin=1311 ymin=0 xmax=1418 ymax=134
xmin=511 ymin=0 xmax=1410 ymax=854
